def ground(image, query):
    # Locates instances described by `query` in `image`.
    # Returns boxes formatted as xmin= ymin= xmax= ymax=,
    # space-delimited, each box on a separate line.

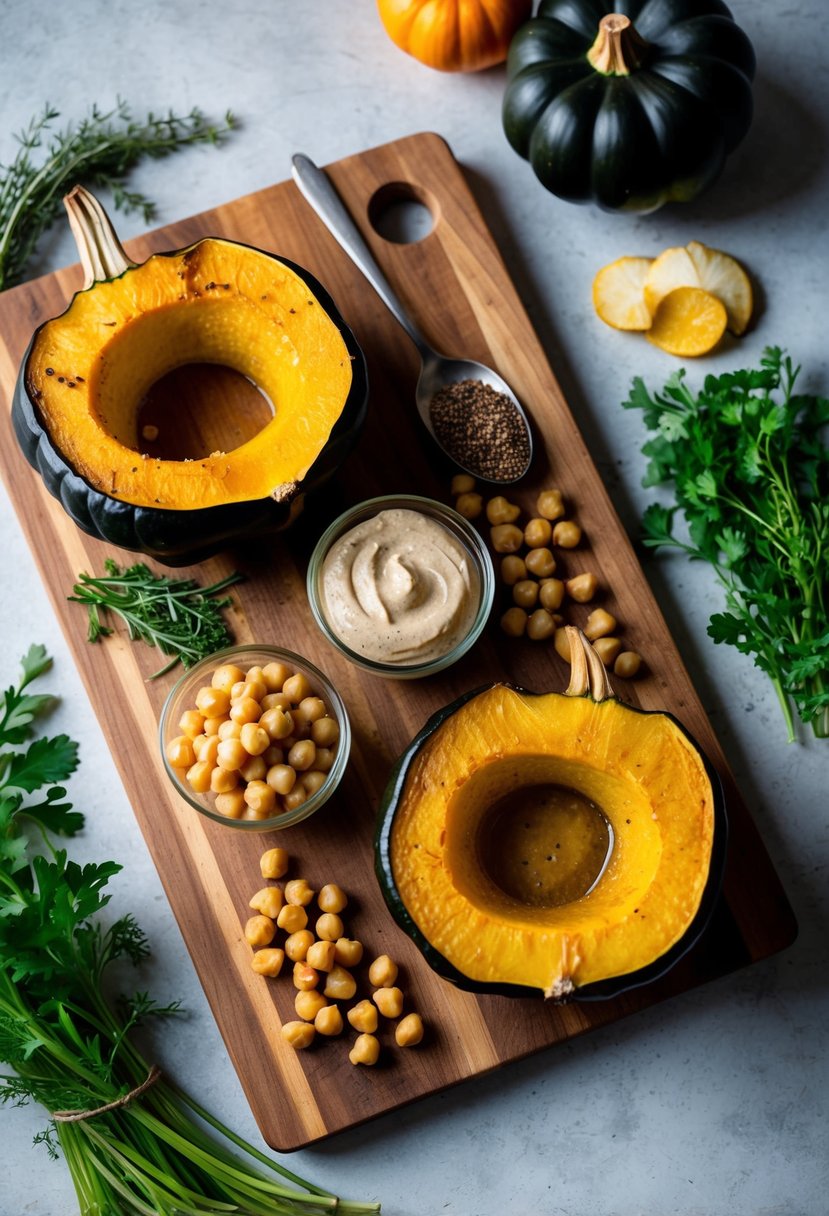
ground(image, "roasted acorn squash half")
xmin=376 ymin=629 xmax=726 ymax=1000
xmin=12 ymin=187 xmax=368 ymax=566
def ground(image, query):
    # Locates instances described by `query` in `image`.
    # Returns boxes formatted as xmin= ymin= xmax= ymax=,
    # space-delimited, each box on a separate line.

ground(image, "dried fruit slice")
xmin=646 ymin=287 xmax=727 ymax=357
xmin=592 ymin=256 xmax=654 ymax=330
xmin=686 ymin=240 xmax=753 ymax=335
xmin=643 ymin=245 xmax=699 ymax=316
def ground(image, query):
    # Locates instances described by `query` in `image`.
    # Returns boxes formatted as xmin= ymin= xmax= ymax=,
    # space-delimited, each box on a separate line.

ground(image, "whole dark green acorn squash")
xmin=503 ymin=0 xmax=756 ymax=213
xmin=12 ymin=187 xmax=368 ymax=567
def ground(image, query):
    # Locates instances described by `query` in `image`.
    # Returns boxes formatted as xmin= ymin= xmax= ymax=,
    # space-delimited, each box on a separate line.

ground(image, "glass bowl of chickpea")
xmin=158 ymin=645 xmax=351 ymax=830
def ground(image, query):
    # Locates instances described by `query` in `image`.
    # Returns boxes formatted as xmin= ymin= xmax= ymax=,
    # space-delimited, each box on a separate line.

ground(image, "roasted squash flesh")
xmin=25 ymin=240 xmax=354 ymax=510
xmin=387 ymin=684 xmax=716 ymax=998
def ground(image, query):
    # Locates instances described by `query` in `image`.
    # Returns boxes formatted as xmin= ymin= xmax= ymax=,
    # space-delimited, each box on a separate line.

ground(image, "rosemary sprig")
xmin=69 ymin=560 xmax=244 ymax=677
xmin=0 ymin=100 xmax=236 ymax=292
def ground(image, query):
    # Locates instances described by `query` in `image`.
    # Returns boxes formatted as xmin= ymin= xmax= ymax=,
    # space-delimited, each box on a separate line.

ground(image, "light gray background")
xmin=0 ymin=3 xmax=826 ymax=1214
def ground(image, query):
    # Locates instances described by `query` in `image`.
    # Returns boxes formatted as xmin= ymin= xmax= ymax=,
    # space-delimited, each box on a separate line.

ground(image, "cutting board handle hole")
xmin=368 ymin=182 xmax=436 ymax=245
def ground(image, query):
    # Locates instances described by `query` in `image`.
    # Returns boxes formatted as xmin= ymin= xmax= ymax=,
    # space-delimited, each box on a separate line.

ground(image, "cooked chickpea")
xmin=249 ymin=887 xmax=284 ymax=919
xmin=455 ymin=491 xmax=483 ymax=520
xmin=292 ymin=961 xmax=319 ymax=991
xmin=282 ymin=673 xmax=312 ymax=704
xmin=486 ymin=496 xmax=520 ymax=525
xmin=334 ymin=938 xmax=364 ymax=968
xmin=285 ymin=878 xmax=315 ymax=907
xmin=450 ymin=473 xmax=476 ymax=495
xmin=240 ymin=722 xmax=270 ymax=756
xmin=286 ymin=718 xmax=310 ymax=742
xmin=524 ymin=517 xmax=552 ymax=548
xmin=347 ymin=999 xmax=378 ymax=1033
xmin=210 ymin=765 xmax=239 ymax=795
xmin=538 ymin=577 xmax=565 ymax=611
xmin=566 ymin=572 xmax=598 ymax=603
xmin=552 ymin=519 xmax=582 ymax=549
xmin=349 ymin=1033 xmax=380 ymax=1066
xmin=315 ymin=884 xmax=346 ymax=915
xmin=323 ymin=965 xmax=356 ymax=1001
xmin=243 ymin=780 xmax=276 ymax=817
xmin=295 ymin=989 xmax=327 ymax=1021
xmin=316 ymin=912 xmax=344 ymax=942
xmin=215 ymin=789 xmax=246 ymax=819
xmin=536 ymin=488 xmax=565 ymax=521
xmin=302 ymin=770 xmax=327 ymax=796
xmin=202 ymin=716 xmax=223 ymax=737
xmin=195 ymin=686 xmax=230 ymax=718
xmin=311 ymin=717 xmax=339 ymax=747
xmin=202 ymin=736 xmax=222 ymax=766
xmin=230 ymin=697 xmax=261 ymax=726
xmin=284 ymin=929 xmax=315 ymax=962
xmin=372 ymin=986 xmax=404 ymax=1019
xmin=216 ymin=738 xmax=247 ymax=771
xmin=260 ymin=847 xmax=289 ymax=879
xmin=500 ymin=606 xmax=527 ymax=638
xmin=368 ymin=955 xmax=398 ymax=988
xmin=244 ymin=915 xmax=275 ymax=948
xmin=295 ymin=696 xmax=327 ymax=724
xmin=217 ymin=719 xmax=242 ymax=741
xmin=527 ymin=609 xmax=556 ymax=641
xmin=262 ymin=661 xmax=293 ymax=692
xmin=288 ymin=740 xmax=316 ymax=772
xmin=584 ymin=608 xmax=617 ymax=641
xmin=186 ymin=759 xmax=213 ymax=794
xmin=262 ymin=745 xmax=285 ymax=768
xmin=211 ymin=663 xmax=245 ymax=693
xmin=230 ymin=680 xmax=248 ymax=702
xmin=178 ymin=709 xmax=205 ymax=740
xmin=593 ymin=636 xmax=623 ymax=667
xmin=512 ymin=579 xmax=539 ymax=609
xmin=553 ymin=627 xmax=572 ymax=663
xmin=251 ymin=947 xmax=284 ymax=978
xmin=239 ymin=676 xmax=267 ymax=703
xmin=259 ymin=706 xmax=295 ymax=741
xmin=524 ymin=547 xmax=555 ymax=578
xmin=315 ymin=1004 xmax=344 ymax=1036
xmin=283 ymin=786 xmax=308 ymax=813
xmin=395 ymin=1012 xmax=425 ymax=1047
xmin=239 ymin=755 xmax=267 ymax=784
xmin=490 ymin=523 xmax=524 ymax=553
xmin=278 ymin=904 xmax=308 ymax=934
xmin=306 ymin=939 xmax=336 ymax=971
xmin=614 ymin=651 xmax=643 ymax=679
xmin=191 ymin=733 xmax=208 ymax=759
xmin=166 ymin=735 xmax=195 ymax=769
xmin=282 ymin=1020 xmax=315 ymax=1050
xmin=500 ymin=554 xmax=527 ymax=586
xmin=313 ymin=747 xmax=335 ymax=773
xmin=266 ymin=764 xmax=297 ymax=796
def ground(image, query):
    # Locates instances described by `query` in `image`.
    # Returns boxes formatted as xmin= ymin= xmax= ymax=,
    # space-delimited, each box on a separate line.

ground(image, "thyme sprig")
xmin=0 ymin=100 xmax=236 ymax=292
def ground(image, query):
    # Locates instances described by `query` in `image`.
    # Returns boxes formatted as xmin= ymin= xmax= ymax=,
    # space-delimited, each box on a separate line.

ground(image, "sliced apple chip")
xmin=646 ymin=287 xmax=727 ymax=357
xmin=592 ymin=256 xmax=654 ymax=331
xmin=686 ymin=240 xmax=753 ymax=335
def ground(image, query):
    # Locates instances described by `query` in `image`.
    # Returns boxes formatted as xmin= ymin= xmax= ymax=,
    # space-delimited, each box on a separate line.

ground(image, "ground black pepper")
xmin=429 ymin=378 xmax=530 ymax=481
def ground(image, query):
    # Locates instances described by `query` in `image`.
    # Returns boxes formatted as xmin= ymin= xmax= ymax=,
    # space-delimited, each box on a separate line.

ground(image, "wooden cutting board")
xmin=0 ymin=133 xmax=796 ymax=1151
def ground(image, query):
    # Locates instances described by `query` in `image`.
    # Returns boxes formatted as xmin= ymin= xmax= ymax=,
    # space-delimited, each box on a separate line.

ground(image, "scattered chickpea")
xmin=554 ymin=627 xmax=572 ymax=663
xmin=592 ymin=636 xmax=623 ymax=667
xmin=277 ymin=904 xmax=308 ymax=934
xmin=566 ymin=572 xmax=598 ymax=603
xmin=395 ymin=1012 xmax=425 ymax=1047
xmin=584 ymin=608 xmax=617 ymax=641
xmin=552 ymin=520 xmax=582 ymax=549
xmin=368 ymin=955 xmax=399 ymax=988
xmin=292 ymin=961 xmax=320 ymax=991
xmin=347 ymin=999 xmax=378 ymax=1034
xmin=538 ymin=577 xmax=565 ymax=611
xmin=166 ymin=735 xmax=195 ymax=769
xmin=314 ymin=1004 xmax=344 ymax=1037
xmin=251 ymin=947 xmax=285 ymax=978
xmin=295 ymin=990 xmax=328 ymax=1021
xmin=524 ymin=517 xmax=552 ymax=549
xmin=318 ymin=883 xmax=348 ymax=914
xmin=536 ymin=488 xmax=566 ymax=521
xmin=451 ymin=473 xmax=476 ymax=496
xmin=455 ymin=492 xmax=483 ymax=520
xmin=490 ymin=523 xmax=524 ymax=554
xmin=284 ymin=929 xmax=316 ymax=962
xmin=486 ymin=496 xmax=520 ymax=525
xmin=334 ymin=938 xmax=364 ymax=968
xmin=323 ymin=965 xmax=357 ymax=1001
xmin=527 ymin=608 xmax=556 ymax=641
xmin=285 ymin=878 xmax=315 ymax=907
xmin=249 ymin=887 xmax=284 ymax=919
xmin=316 ymin=912 xmax=345 ymax=942
xmin=525 ymin=547 xmax=556 ymax=578
xmin=349 ymin=1033 xmax=380 ymax=1066
xmin=306 ymin=940 xmax=336 ymax=971
xmin=373 ymin=986 xmax=404 ymax=1019
xmin=260 ymin=847 xmax=289 ymax=880
xmin=500 ymin=554 xmax=527 ymax=586
xmin=500 ymin=606 xmax=528 ymax=638
xmin=614 ymin=651 xmax=643 ymax=679
xmin=512 ymin=579 xmax=539 ymax=610
xmin=244 ymin=915 xmax=276 ymax=948
xmin=282 ymin=1021 xmax=315 ymax=1050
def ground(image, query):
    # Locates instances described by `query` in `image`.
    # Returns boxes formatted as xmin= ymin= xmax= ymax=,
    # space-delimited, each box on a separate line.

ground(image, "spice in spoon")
xmin=430 ymin=378 xmax=530 ymax=481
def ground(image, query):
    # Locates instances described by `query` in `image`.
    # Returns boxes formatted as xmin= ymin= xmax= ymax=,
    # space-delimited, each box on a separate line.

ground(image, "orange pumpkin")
xmin=377 ymin=0 xmax=532 ymax=72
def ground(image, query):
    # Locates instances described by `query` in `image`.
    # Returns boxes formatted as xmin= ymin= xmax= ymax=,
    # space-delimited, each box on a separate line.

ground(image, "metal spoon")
xmin=291 ymin=153 xmax=533 ymax=485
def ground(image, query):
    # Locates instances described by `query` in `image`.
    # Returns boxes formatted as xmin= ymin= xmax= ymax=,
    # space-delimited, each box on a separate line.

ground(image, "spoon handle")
xmin=291 ymin=154 xmax=431 ymax=355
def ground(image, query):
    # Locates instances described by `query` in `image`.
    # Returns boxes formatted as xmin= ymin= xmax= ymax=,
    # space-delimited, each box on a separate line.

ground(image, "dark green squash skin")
xmin=12 ymin=249 xmax=369 ymax=567
xmin=374 ymin=683 xmax=728 ymax=1002
xmin=503 ymin=0 xmax=756 ymax=212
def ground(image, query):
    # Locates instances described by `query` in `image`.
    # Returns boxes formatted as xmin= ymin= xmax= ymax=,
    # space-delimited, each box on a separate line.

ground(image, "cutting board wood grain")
xmin=0 ymin=133 xmax=796 ymax=1151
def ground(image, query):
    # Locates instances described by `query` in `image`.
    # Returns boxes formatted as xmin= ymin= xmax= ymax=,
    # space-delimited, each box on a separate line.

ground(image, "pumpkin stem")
xmin=586 ymin=13 xmax=648 ymax=76
xmin=64 ymin=185 xmax=137 ymax=288
xmin=564 ymin=626 xmax=614 ymax=702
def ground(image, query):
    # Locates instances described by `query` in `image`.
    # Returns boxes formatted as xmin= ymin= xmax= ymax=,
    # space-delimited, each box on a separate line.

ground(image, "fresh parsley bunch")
xmin=624 ymin=347 xmax=829 ymax=741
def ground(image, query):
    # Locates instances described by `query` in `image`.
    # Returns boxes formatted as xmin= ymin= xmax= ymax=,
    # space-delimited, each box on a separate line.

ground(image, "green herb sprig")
xmin=624 ymin=347 xmax=829 ymax=741
xmin=0 ymin=100 xmax=236 ymax=292
xmin=0 ymin=646 xmax=380 ymax=1214
xmin=69 ymin=560 xmax=244 ymax=677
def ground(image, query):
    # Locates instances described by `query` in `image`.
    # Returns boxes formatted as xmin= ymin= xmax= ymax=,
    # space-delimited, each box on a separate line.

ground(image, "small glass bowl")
xmin=306 ymin=494 xmax=495 ymax=679
xmin=158 ymin=644 xmax=351 ymax=831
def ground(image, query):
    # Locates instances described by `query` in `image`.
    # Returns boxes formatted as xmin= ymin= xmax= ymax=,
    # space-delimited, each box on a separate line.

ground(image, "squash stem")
xmin=64 ymin=184 xmax=136 ymax=287
xmin=587 ymin=13 xmax=648 ymax=76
